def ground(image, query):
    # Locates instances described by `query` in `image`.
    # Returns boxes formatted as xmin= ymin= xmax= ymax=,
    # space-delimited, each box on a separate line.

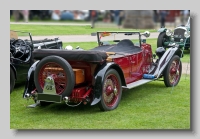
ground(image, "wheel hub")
xmin=106 ymin=85 xmax=113 ymax=94
xmin=169 ymin=60 xmax=180 ymax=84
xmin=103 ymin=78 xmax=118 ymax=103
xmin=39 ymin=62 xmax=67 ymax=95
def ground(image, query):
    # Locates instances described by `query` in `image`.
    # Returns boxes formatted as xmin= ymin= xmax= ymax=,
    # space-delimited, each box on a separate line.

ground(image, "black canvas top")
xmin=90 ymin=39 xmax=142 ymax=54
xmin=33 ymin=49 xmax=108 ymax=63
xmin=33 ymin=39 xmax=142 ymax=63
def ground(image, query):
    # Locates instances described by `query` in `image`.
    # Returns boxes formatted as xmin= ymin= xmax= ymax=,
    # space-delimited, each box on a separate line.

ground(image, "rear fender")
xmin=23 ymin=60 xmax=40 ymax=98
xmin=91 ymin=62 xmax=126 ymax=105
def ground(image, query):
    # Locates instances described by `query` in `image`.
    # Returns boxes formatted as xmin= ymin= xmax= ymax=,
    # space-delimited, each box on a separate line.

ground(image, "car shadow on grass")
xmin=120 ymin=80 xmax=174 ymax=103
xmin=30 ymin=100 xmax=101 ymax=114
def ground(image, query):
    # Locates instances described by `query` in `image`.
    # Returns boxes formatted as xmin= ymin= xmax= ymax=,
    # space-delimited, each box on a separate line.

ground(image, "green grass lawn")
xmin=10 ymin=24 xmax=157 ymax=35
xmin=63 ymin=38 xmax=190 ymax=63
xmin=10 ymin=75 xmax=190 ymax=129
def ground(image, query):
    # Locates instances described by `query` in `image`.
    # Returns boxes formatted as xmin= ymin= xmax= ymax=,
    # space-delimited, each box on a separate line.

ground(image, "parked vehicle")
xmin=10 ymin=30 xmax=63 ymax=93
xmin=23 ymin=30 xmax=184 ymax=111
xmin=157 ymin=17 xmax=190 ymax=50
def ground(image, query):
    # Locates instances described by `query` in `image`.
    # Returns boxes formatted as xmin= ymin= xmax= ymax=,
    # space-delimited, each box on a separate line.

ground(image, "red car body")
xmin=23 ymin=31 xmax=183 ymax=111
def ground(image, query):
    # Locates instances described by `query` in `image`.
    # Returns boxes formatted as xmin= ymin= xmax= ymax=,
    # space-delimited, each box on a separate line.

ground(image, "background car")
xmin=10 ymin=30 xmax=63 ymax=93
xmin=157 ymin=17 xmax=190 ymax=50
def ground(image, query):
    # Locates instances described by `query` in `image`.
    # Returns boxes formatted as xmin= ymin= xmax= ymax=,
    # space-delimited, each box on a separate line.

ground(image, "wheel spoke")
xmin=103 ymin=74 xmax=120 ymax=107
xmin=169 ymin=59 xmax=180 ymax=85
xmin=38 ymin=62 xmax=67 ymax=95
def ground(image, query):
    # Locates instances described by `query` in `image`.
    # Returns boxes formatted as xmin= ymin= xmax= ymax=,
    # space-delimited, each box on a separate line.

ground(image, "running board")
xmin=123 ymin=79 xmax=154 ymax=90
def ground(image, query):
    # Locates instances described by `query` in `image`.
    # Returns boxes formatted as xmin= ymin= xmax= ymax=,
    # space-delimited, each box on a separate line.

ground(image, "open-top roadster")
xmin=23 ymin=30 xmax=184 ymax=111
xmin=10 ymin=30 xmax=62 ymax=93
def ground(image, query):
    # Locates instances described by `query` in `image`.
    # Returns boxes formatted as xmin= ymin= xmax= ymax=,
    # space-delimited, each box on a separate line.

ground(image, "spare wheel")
xmin=34 ymin=55 xmax=75 ymax=97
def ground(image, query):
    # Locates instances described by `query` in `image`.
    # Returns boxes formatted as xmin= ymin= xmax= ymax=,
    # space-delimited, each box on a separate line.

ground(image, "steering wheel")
xmin=11 ymin=39 xmax=28 ymax=59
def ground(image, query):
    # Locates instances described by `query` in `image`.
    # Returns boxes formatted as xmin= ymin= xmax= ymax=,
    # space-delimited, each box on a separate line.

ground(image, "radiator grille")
xmin=174 ymin=29 xmax=186 ymax=42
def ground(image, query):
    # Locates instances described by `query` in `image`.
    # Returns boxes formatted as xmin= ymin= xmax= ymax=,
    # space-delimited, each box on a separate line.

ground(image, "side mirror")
xmin=142 ymin=31 xmax=150 ymax=38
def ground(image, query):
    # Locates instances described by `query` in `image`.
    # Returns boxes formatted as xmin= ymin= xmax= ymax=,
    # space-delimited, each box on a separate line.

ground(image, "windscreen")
xmin=98 ymin=32 xmax=141 ymax=47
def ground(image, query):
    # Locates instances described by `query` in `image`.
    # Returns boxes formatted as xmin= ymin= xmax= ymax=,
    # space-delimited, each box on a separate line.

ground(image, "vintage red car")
xmin=23 ymin=31 xmax=183 ymax=111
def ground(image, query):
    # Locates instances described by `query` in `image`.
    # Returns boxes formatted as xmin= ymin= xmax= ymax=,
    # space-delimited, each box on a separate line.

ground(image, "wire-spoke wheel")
xmin=34 ymin=56 xmax=75 ymax=97
xmin=98 ymin=69 xmax=122 ymax=111
xmin=163 ymin=55 xmax=182 ymax=87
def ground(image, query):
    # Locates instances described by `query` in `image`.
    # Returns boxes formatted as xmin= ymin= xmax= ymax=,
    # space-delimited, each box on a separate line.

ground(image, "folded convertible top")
xmin=33 ymin=49 xmax=108 ymax=63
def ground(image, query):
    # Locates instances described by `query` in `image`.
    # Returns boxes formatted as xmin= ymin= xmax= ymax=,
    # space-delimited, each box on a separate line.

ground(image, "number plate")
xmin=37 ymin=93 xmax=62 ymax=103
xmin=43 ymin=75 xmax=56 ymax=94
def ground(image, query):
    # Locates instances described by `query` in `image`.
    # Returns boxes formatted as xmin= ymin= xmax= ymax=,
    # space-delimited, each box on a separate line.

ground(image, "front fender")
xmin=91 ymin=62 xmax=126 ymax=105
xmin=153 ymin=47 xmax=182 ymax=78
xmin=23 ymin=60 xmax=40 ymax=98
xmin=158 ymin=27 xmax=167 ymax=33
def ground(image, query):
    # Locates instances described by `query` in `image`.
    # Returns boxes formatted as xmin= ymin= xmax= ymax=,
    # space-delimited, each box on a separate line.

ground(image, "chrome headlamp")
xmin=166 ymin=29 xmax=172 ymax=36
xmin=180 ymin=39 xmax=184 ymax=42
xmin=184 ymin=30 xmax=190 ymax=38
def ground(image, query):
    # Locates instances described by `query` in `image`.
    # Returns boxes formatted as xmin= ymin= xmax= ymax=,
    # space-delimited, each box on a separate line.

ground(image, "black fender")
xmin=91 ymin=62 xmax=126 ymax=105
xmin=10 ymin=64 xmax=17 ymax=80
xmin=23 ymin=60 xmax=40 ymax=98
xmin=158 ymin=27 xmax=167 ymax=33
xmin=153 ymin=46 xmax=183 ymax=78
xmin=175 ymin=48 xmax=184 ymax=58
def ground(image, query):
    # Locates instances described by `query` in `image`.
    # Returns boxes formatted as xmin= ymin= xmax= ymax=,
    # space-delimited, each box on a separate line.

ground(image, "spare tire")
xmin=34 ymin=55 xmax=75 ymax=97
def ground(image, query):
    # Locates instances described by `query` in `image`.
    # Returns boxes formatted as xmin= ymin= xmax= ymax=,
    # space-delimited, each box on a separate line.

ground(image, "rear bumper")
xmin=37 ymin=93 xmax=62 ymax=103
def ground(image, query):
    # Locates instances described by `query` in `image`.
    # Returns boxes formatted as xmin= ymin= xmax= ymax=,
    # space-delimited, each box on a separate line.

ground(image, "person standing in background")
xmin=153 ymin=10 xmax=158 ymax=28
xmin=51 ymin=10 xmax=61 ymax=21
xmin=90 ymin=10 xmax=98 ymax=28
xmin=180 ymin=10 xmax=190 ymax=25
xmin=103 ymin=11 xmax=112 ymax=23
xmin=159 ymin=10 xmax=168 ymax=27
xmin=113 ymin=10 xmax=120 ymax=26
xmin=22 ymin=10 xmax=29 ymax=22
xmin=118 ymin=10 xmax=124 ymax=29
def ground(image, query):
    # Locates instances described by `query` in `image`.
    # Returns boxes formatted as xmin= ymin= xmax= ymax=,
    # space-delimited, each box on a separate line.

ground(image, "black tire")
xmin=98 ymin=69 xmax=122 ymax=111
xmin=157 ymin=32 xmax=169 ymax=49
xmin=34 ymin=55 xmax=75 ymax=97
xmin=10 ymin=67 xmax=15 ymax=94
xmin=163 ymin=55 xmax=182 ymax=87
